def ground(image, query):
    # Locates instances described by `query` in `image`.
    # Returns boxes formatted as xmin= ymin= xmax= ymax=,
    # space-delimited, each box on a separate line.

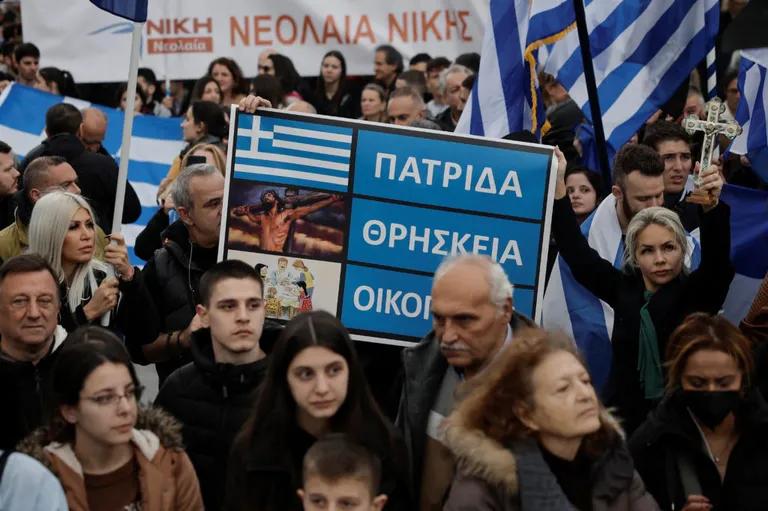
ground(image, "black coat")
xmin=552 ymin=196 xmax=734 ymax=433
xmin=155 ymin=325 xmax=279 ymax=510
xmin=133 ymin=208 xmax=169 ymax=262
xmin=142 ymin=220 xmax=218 ymax=382
xmin=629 ymin=389 xmax=768 ymax=511
xmin=226 ymin=413 xmax=411 ymax=511
xmin=0 ymin=331 xmax=66 ymax=449
xmin=24 ymin=133 xmax=141 ymax=233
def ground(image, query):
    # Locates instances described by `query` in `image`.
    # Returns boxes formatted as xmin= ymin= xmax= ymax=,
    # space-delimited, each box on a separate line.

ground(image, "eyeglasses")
xmin=83 ymin=386 xmax=144 ymax=407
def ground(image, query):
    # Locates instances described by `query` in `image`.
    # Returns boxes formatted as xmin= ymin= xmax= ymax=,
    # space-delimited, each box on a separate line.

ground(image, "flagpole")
xmin=112 ymin=22 xmax=142 ymax=235
xmin=572 ymin=0 xmax=612 ymax=188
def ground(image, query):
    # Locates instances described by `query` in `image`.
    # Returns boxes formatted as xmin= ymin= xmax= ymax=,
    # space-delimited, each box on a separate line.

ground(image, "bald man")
xmin=78 ymin=108 xmax=109 ymax=155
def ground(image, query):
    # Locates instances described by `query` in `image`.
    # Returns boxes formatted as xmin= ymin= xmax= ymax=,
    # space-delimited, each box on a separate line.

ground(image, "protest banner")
xmin=21 ymin=0 xmax=486 ymax=83
xmin=220 ymin=108 xmax=556 ymax=345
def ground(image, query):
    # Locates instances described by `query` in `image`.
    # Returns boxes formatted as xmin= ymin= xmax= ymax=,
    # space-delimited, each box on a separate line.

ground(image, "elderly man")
xmin=0 ymin=255 xmax=68 ymax=449
xmin=397 ymin=254 xmax=534 ymax=510
xmin=387 ymin=86 xmax=426 ymax=126
xmin=78 ymin=107 xmax=109 ymax=155
xmin=434 ymin=65 xmax=472 ymax=132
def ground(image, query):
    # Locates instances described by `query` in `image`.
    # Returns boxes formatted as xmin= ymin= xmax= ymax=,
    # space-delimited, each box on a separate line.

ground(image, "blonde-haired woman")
xmin=551 ymin=147 xmax=733 ymax=434
xmin=27 ymin=191 xmax=156 ymax=360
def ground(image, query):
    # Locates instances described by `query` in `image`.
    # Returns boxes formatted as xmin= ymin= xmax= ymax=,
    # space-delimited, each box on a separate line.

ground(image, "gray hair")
xmin=438 ymin=64 xmax=472 ymax=95
xmin=624 ymin=206 xmax=689 ymax=271
xmin=171 ymin=163 xmax=219 ymax=212
xmin=27 ymin=191 xmax=111 ymax=312
xmin=433 ymin=254 xmax=513 ymax=310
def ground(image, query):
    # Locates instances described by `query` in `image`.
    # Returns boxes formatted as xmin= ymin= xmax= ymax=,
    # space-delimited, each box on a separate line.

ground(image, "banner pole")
xmin=572 ymin=0 xmax=612 ymax=188
xmin=112 ymin=22 xmax=143 ymax=235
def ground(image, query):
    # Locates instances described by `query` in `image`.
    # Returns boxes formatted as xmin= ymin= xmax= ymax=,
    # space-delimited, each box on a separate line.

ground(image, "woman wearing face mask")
xmin=18 ymin=326 xmax=203 ymax=511
xmin=551 ymin=148 xmax=734 ymax=434
xmin=224 ymin=311 xmax=410 ymax=511
xmin=629 ymin=313 xmax=768 ymax=511
xmin=443 ymin=329 xmax=659 ymax=510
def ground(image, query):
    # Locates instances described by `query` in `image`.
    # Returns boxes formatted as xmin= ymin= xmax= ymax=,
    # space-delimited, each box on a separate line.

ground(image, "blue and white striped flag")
xmin=90 ymin=0 xmax=148 ymax=22
xmin=234 ymin=114 xmax=352 ymax=192
xmin=728 ymin=49 xmax=768 ymax=184
xmin=541 ymin=0 xmax=719 ymax=154
xmin=0 ymin=83 xmax=184 ymax=265
xmin=542 ymin=194 xmax=701 ymax=392
xmin=456 ymin=0 xmax=576 ymax=138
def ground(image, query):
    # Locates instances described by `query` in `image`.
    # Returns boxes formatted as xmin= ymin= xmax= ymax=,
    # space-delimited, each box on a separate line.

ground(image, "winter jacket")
xmin=629 ymin=388 xmax=768 ymax=511
xmin=142 ymin=220 xmax=218 ymax=382
xmin=23 ymin=133 xmax=141 ymax=233
xmin=18 ymin=407 xmax=203 ymax=511
xmin=552 ymin=196 xmax=734 ymax=433
xmin=0 ymin=326 xmax=68 ymax=450
xmin=396 ymin=312 xmax=536 ymax=498
xmin=133 ymin=208 xmax=170 ymax=262
xmin=154 ymin=324 xmax=280 ymax=510
xmin=0 ymin=450 xmax=68 ymax=510
xmin=443 ymin=409 xmax=660 ymax=511
xmin=58 ymin=267 xmax=158 ymax=363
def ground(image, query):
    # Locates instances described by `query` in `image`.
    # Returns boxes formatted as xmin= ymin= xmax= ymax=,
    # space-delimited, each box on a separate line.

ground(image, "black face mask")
xmin=682 ymin=390 xmax=741 ymax=430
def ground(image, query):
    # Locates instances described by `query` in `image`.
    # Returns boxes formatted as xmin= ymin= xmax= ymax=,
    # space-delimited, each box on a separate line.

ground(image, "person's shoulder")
xmin=158 ymin=362 xmax=199 ymax=398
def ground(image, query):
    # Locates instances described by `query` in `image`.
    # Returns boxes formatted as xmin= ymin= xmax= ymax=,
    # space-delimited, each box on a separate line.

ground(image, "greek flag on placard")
xmin=543 ymin=195 xmax=701 ymax=392
xmin=540 ymin=0 xmax=719 ymax=153
xmin=456 ymin=0 xmax=576 ymax=138
xmin=234 ymin=114 xmax=352 ymax=192
xmin=0 ymin=83 xmax=184 ymax=265
xmin=728 ymin=49 xmax=768 ymax=184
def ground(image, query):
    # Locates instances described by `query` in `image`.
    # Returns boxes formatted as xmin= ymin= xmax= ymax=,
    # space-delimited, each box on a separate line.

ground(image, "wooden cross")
xmin=682 ymin=97 xmax=742 ymax=205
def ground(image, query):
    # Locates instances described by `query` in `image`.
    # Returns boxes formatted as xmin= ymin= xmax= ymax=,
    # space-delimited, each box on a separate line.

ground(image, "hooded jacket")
xmin=629 ymin=388 xmax=768 ymax=511
xmin=17 ymin=407 xmax=203 ymax=511
xmin=0 ymin=326 xmax=68 ymax=450
xmin=155 ymin=323 xmax=280 ymax=510
xmin=443 ymin=408 xmax=660 ymax=511
xmin=24 ymin=133 xmax=141 ymax=233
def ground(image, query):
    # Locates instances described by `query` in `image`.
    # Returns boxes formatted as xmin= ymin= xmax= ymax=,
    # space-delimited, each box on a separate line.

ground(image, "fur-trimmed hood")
xmin=443 ymin=406 xmax=625 ymax=496
xmin=17 ymin=406 xmax=185 ymax=472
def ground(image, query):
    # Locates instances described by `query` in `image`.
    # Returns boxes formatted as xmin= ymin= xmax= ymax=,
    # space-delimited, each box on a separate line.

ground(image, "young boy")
xmin=298 ymin=435 xmax=388 ymax=511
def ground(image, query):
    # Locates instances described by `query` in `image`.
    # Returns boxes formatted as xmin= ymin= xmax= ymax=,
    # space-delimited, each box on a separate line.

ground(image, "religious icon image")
xmin=227 ymin=181 xmax=348 ymax=259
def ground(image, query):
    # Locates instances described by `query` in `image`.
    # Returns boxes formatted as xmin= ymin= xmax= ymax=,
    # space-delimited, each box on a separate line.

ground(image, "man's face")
xmin=32 ymin=162 xmax=80 ymax=202
xmin=656 ymin=139 xmax=692 ymax=194
xmin=16 ymin=55 xmax=38 ymax=83
xmin=683 ymin=94 xmax=705 ymax=119
xmin=373 ymin=51 xmax=397 ymax=83
xmin=458 ymin=86 xmax=471 ymax=115
xmin=445 ymin=71 xmax=469 ymax=114
xmin=78 ymin=113 xmax=107 ymax=153
xmin=181 ymin=173 xmax=224 ymax=247
xmin=0 ymin=270 xmax=59 ymax=354
xmin=430 ymin=263 xmax=512 ymax=376
xmin=199 ymin=277 xmax=265 ymax=361
xmin=0 ymin=151 xmax=19 ymax=197
xmin=426 ymin=68 xmax=444 ymax=97
xmin=387 ymin=96 xmax=423 ymax=126
xmin=299 ymin=476 xmax=387 ymax=511
xmin=613 ymin=171 xmax=665 ymax=224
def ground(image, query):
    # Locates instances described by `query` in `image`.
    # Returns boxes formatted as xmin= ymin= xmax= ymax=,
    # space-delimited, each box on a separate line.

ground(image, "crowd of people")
xmin=0 ymin=1 xmax=767 ymax=510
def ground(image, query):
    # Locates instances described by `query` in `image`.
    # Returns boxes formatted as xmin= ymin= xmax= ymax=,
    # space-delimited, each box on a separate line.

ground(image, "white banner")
xmin=21 ymin=0 xmax=487 ymax=83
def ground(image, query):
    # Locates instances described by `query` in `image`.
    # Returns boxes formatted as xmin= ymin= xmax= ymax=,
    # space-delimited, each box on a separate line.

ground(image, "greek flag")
xmin=0 ymin=83 xmax=184 ymax=265
xmin=234 ymin=114 xmax=352 ymax=192
xmin=542 ymin=195 xmax=701 ymax=392
xmin=728 ymin=49 xmax=768 ymax=184
xmin=541 ymin=0 xmax=719 ymax=153
xmin=455 ymin=0 xmax=576 ymax=138
xmin=90 ymin=0 xmax=148 ymax=22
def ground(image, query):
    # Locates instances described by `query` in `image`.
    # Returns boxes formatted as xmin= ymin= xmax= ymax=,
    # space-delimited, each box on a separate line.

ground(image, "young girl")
xmin=225 ymin=311 xmax=410 ymax=510
xmin=19 ymin=326 xmax=203 ymax=510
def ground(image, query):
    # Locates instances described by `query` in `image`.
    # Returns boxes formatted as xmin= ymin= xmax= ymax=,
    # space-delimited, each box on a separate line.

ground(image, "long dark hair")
xmin=207 ymin=57 xmax=250 ymax=96
xmin=269 ymin=54 xmax=302 ymax=96
xmin=191 ymin=75 xmax=222 ymax=104
xmin=236 ymin=311 xmax=396 ymax=460
xmin=315 ymin=51 xmax=348 ymax=112
xmin=190 ymin=100 xmax=228 ymax=140
xmin=48 ymin=326 xmax=140 ymax=443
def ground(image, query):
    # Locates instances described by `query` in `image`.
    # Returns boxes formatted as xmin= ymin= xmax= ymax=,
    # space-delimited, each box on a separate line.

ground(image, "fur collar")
xmin=443 ymin=407 xmax=624 ymax=495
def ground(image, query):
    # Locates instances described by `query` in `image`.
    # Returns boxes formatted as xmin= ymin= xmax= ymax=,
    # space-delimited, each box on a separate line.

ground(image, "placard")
xmin=220 ymin=108 xmax=556 ymax=345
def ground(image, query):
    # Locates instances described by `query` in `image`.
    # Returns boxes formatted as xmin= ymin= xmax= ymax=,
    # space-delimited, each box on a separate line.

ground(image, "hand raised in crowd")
xmin=104 ymin=232 xmax=135 ymax=281
xmin=696 ymin=161 xmax=725 ymax=211
xmin=238 ymin=95 xmax=272 ymax=113
xmin=553 ymin=145 xmax=568 ymax=200
xmin=82 ymin=276 xmax=120 ymax=321
xmin=681 ymin=494 xmax=712 ymax=511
